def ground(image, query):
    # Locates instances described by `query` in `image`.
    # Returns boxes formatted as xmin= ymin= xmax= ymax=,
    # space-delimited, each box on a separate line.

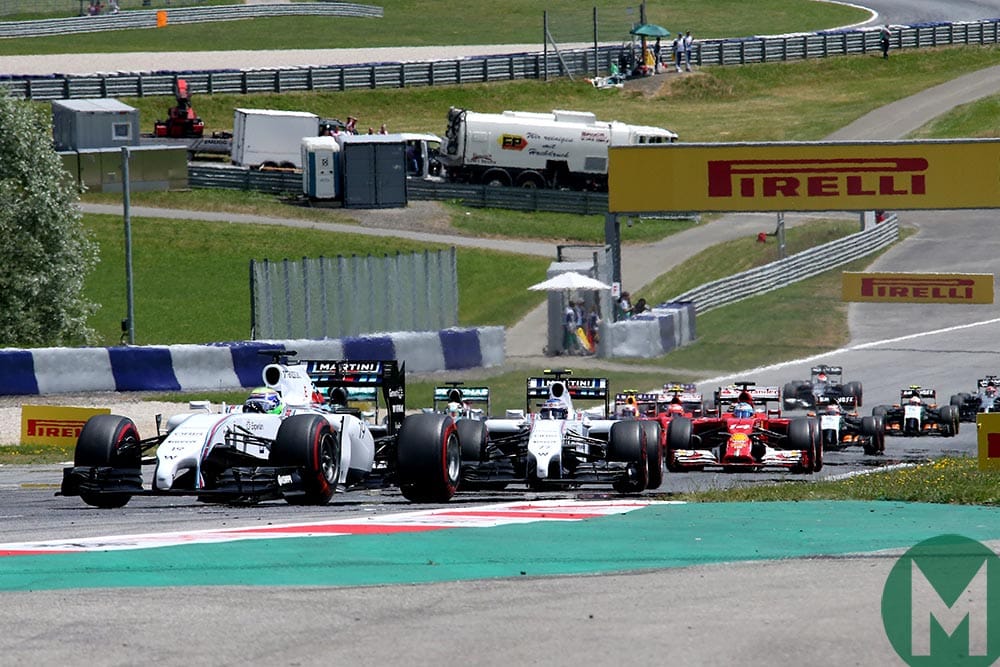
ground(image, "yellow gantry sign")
xmin=842 ymin=272 xmax=994 ymax=304
xmin=608 ymin=140 xmax=1000 ymax=213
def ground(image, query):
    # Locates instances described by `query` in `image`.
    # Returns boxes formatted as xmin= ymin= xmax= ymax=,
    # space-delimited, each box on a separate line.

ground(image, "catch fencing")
xmin=668 ymin=216 xmax=900 ymax=314
xmin=249 ymin=248 xmax=458 ymax=340
xmin=4 ymin=18 xmax=1000 ymax=100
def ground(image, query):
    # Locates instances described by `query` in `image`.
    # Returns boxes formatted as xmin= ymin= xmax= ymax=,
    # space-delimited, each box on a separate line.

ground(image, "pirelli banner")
xmin=20 ymin=405 xmax=109 ymax=447
xmin=842 ymin=272 xmax=994 ymax=304
xmin=608 ymin=140 xmax=1000 ymax=212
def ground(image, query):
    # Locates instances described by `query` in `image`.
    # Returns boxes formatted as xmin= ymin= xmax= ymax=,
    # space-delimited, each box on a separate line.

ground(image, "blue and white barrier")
xmin=0 ymin=326 xmax=505 ymax=396
xmin=597 ymin=303 xmax=696 ymax=359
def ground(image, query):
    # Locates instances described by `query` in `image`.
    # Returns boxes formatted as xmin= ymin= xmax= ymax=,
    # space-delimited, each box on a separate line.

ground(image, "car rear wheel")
xmin=397 ymin=413 xmax=460 ymax=503
xmin=787 ymin=418 xmax=816 ymax=474
xmin=270 ymin=414 xmax=339 ymax=505
xmin=939 ymin=405 xmax=960 ymax=437
xmin=75 ymin=415 xmax=142 ymax=509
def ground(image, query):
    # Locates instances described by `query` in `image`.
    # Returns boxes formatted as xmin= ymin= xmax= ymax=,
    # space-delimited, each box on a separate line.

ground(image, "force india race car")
xmin=783 ymin=364 xmax=863 ymax=411
xmin=872 ymin=386 xmax=960 ymax=437
xmin=812 ymin=396 xmax=885 ymax=455
xmin=665 ymin=382 xmax=821 ymax=473
xmin=454 ymin=370 xmax=661 ymax=493
xmin=61 ymin=355 xmax=462 ymax=508
xmin=949 ymin=375 xmax=1000 ymax=422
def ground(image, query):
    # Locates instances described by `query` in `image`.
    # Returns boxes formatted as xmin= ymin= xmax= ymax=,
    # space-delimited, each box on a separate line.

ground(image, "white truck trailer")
xmin=230 ymin=108 xmax=320 ymax=169
xmin=440 ymin=107 xmax=678 ymax=191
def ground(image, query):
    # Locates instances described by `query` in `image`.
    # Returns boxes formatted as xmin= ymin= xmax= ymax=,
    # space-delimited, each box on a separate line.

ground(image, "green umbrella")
xmin=630 ymin=23 xmax=670 ymax=38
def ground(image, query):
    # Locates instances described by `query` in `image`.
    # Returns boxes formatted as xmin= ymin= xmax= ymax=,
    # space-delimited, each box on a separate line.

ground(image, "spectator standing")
xmin=632 ymin=298 xmax=648 ymax=316
xmin=564 ymin=300 xmax=580 ymax=355
xmin=617 ymin=292 xmax=633 ymax=321
xmin=671 ymin=35 xmax=683 ymax=73
xmin=654 ymin=37 xmax=662 ymax=73
xmin=683 ymin=31 xmax=693 ymax=71
xmin=586 ymin=305 xmax=601 ymax=348
xmin=880 ymin=25 xmax=891 ymax=59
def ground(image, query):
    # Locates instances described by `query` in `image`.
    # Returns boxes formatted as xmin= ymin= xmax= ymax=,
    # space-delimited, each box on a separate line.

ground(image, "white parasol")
xmin=528 ymin=272 xmax=612 ymax=292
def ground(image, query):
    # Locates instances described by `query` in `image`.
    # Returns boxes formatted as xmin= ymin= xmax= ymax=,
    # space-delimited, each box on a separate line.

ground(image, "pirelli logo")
xmin=20 ymin=405 xmax=110 ymax=446
xmin=607 ymin=140 xmax=1000 ymax=213
xmin=707 ymin=158 xmax=927 ymax=200
xmin=842 ymin=272 xmax=994 ymax=304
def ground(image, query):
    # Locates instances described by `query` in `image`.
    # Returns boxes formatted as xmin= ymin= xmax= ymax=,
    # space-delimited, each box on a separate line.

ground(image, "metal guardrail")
xmin=0 ymin=3 xmax=382 ymax=38
xmin=668 ymin=216 xmax=900 ymax=314
xmin=406 ymin=180 xmax=610 ymax=215
xmin=188 ymin=163 xmax=302 ymax=194
xmin=4 ymin=19 xmax=1000 ymax=101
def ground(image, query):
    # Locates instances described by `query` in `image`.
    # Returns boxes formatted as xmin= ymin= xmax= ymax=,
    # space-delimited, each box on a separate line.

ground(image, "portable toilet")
xmin=336 ymin=133 xmax=407 ymax=209
xmin=301 ymin=136 xmax=341 ymax=199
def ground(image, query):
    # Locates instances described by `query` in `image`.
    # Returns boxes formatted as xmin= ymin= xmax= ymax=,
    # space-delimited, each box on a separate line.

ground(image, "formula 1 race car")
xmin=453 ymin=370 xmax=660 ymax=493
xmin=949 ymin=376 xmax=1000 ymax=422
xmin=783 ymin=364 xmax=863 ymax=411
xmin=429 ymin=382 xmax=491 ymax=421
xmin=812 ymin=396 xmax=885 ymax=455
xmin=61 ymin=354 xmax=461 ymax=507
xmin=665 ymin=382 xmax=821 ymax=473
xmin=872 ymin=386 xmax=959 ymax=437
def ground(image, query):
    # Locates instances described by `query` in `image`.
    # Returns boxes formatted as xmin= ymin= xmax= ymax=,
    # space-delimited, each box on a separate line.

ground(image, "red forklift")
xmin=153 ymin=78 xmax=205 ymax=138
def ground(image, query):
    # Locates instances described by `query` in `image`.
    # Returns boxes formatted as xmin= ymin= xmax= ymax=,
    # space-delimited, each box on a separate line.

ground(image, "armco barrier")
xmin=0 ymin=326 xmax=504 ymax=396
xmin=598 ymin=302 xmax=696 ymax=359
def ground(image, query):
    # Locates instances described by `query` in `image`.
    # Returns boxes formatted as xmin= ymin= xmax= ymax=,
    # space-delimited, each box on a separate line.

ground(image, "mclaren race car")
xmin=949 ymin=376 xmax=1000 ymax=422
xmin=783 ymin=364 xmax=863 ymax=411
xmin=665 ymin=382 xmax=821 ymax=473
xmin=453 ymin=370 xmax=660 ymax=493
xmin=61 ymin=355 xmax=461 ymax=507
xmin=872 ymin=386 xmax=959 ymax=437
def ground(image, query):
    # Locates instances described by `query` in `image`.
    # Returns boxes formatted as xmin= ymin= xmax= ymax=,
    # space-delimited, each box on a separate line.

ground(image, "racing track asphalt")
xmin=13 ymin=2 xmax=1000 ymax=663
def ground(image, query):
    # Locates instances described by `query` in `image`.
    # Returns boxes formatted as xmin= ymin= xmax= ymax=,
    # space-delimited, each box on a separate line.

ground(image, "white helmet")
xmin=446 ymin=402 xmax=464 ymax=419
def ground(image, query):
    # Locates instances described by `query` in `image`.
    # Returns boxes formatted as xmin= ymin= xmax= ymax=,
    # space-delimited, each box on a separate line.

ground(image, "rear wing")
xmin=715 ymin=382 xmax=781 ymax=407
xmin=526 ymin=373 xmax=609 ymax=415
xmin=433 ymin=384 xmax=491 ymax=416
xmin=810 ymin=364 xmax=843 ymax=381
xmin=977 ymin=376 xmax=1000 ymax=389
xmin=899 ymin=386 xmax=936 ymax=401
xmin=816 ymin=394 xmax=857 ymax=410
xmin=304 ymin=360 xmax=406 ymax=436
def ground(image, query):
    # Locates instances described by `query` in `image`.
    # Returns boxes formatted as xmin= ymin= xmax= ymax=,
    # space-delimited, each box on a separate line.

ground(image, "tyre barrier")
xmin=597 ymin=302 xmax=696 ymax=359
xmin=0 ymin=326 xmax=504 ymax=396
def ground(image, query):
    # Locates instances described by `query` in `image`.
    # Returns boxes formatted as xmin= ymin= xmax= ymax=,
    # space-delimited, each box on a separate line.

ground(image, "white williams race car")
xmin=61 ymin=353 xmax=461 ymax=507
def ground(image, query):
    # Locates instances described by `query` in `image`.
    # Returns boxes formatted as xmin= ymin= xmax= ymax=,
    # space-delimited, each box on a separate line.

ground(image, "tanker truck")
xmin=440 ymin=107 xmax=678 ymax=191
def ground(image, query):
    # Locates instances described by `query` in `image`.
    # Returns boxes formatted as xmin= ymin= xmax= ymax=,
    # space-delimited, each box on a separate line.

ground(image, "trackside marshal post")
xmin=608 ymin=140 xmax=1000 ymax=213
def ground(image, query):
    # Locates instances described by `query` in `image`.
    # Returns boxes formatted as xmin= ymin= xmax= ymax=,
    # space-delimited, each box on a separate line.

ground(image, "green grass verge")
xmin=0 ymin=0 xmax=867 ymax=52
xmin=669 ymin=457 xmax=1000 ymax=506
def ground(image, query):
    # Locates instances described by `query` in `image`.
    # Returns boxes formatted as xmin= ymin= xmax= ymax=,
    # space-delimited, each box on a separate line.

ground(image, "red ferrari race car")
xmin=664 ymin=382 xmax=821 ymax=473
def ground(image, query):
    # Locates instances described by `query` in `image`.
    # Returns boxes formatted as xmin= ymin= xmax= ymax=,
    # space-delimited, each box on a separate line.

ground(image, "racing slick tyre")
xmin=397 ymin=413 xmax=460 ymax=503
xmin=861 ymin=416 xmax=880 ymax=456
xmin=845 ymin=381 xmax=863 ymax=408
xmin=608 ymin=420 xmax=648 ymax=494
xmin=807 ymin=418 xmax=823 ymax=471
xmin=950 ymin=393 xmax=965 ymax=407
xmin=75 ymin=415 xmax=142 ymax=509
xmin=665 ymin=417 xmax=692 ymax=473
xmin=270 ymin=414 xmax=339 ymax=505
xmin=939 ymin=405 xmax=960 ymax=437
xmin=872 ymin=405 xmax=888 ymax=419
xmin=640 ymin=421 xmax=664 ymax=490
xmin=788 ymin=418 xmax=817 ymax=474
xmin=872 ymin=415 xmax=886 ymax=453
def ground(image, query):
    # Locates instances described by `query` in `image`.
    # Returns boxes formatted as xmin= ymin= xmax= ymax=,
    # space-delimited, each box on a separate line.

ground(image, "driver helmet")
xmin=541 ymin=398 xmax=568 ymax=420
xmin=825 ymin=403 xmax=841 ymax=415
xmin=816 ymin=372 xmax=828 ymax=383
xmin=619 ymin=404 xmax=638 ymax=418
xmin=667 ymin=403 xmax=685 ymax=416
xmin=909 ymin=395 xmax=923 ymax=405
xmin=733 ymin=402 xmax=754 ymax=419
xmin=987 ymin=385 xmax=998 ymax=398
xmin=244 ymin=387 xmax=283 ymax=414
xmin=446 ymin=401 xmax=464 ymax=420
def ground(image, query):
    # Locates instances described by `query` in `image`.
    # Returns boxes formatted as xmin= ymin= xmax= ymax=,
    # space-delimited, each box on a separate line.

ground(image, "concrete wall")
xmin=597 ymin=303 xmax=696 ymax=359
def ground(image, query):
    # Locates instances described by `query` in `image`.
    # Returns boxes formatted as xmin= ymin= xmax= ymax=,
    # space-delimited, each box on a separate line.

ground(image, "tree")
xmin=0 ymin=91 xmax=98 ymax=347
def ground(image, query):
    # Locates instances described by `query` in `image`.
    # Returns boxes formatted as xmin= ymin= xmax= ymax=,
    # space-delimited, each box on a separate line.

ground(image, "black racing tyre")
xmin=397 ymin=413 xmax=460 ymax=503
xmin=75 ymin=414 xmax=142 ymax=509
xmin=939 ymin=405 xmax=960 ymax=437
xmin=787 ymin=417 xmax=816 ymax=474
xmin=845 ymin=381 xmax=863 ymax=408
xmin=457 ymin=419 xmax=487 ymax=464
xmin=873 ymin=415 xmax=886 ymax=453
xmin=807 ymin=418 xmax=823 ymax=471
xmin=270 ymin=414 xmax=339 ymax=505
xmin=861 ymin=416 xmax=879 ymax=455
xmin=872 ymin=405 xmax=888 ymax=419
xmin=665 ymin=417 xmax=692 ymax=472
xmin=640 ymin=421 xmax=664 ymax=490
xmin=782 ymin=383 xmax=798 ymax=408
xmin=608 ymin=420 xmax=648 ymax=494
xmin=950 ymin=394 xmax=964 ymax=407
